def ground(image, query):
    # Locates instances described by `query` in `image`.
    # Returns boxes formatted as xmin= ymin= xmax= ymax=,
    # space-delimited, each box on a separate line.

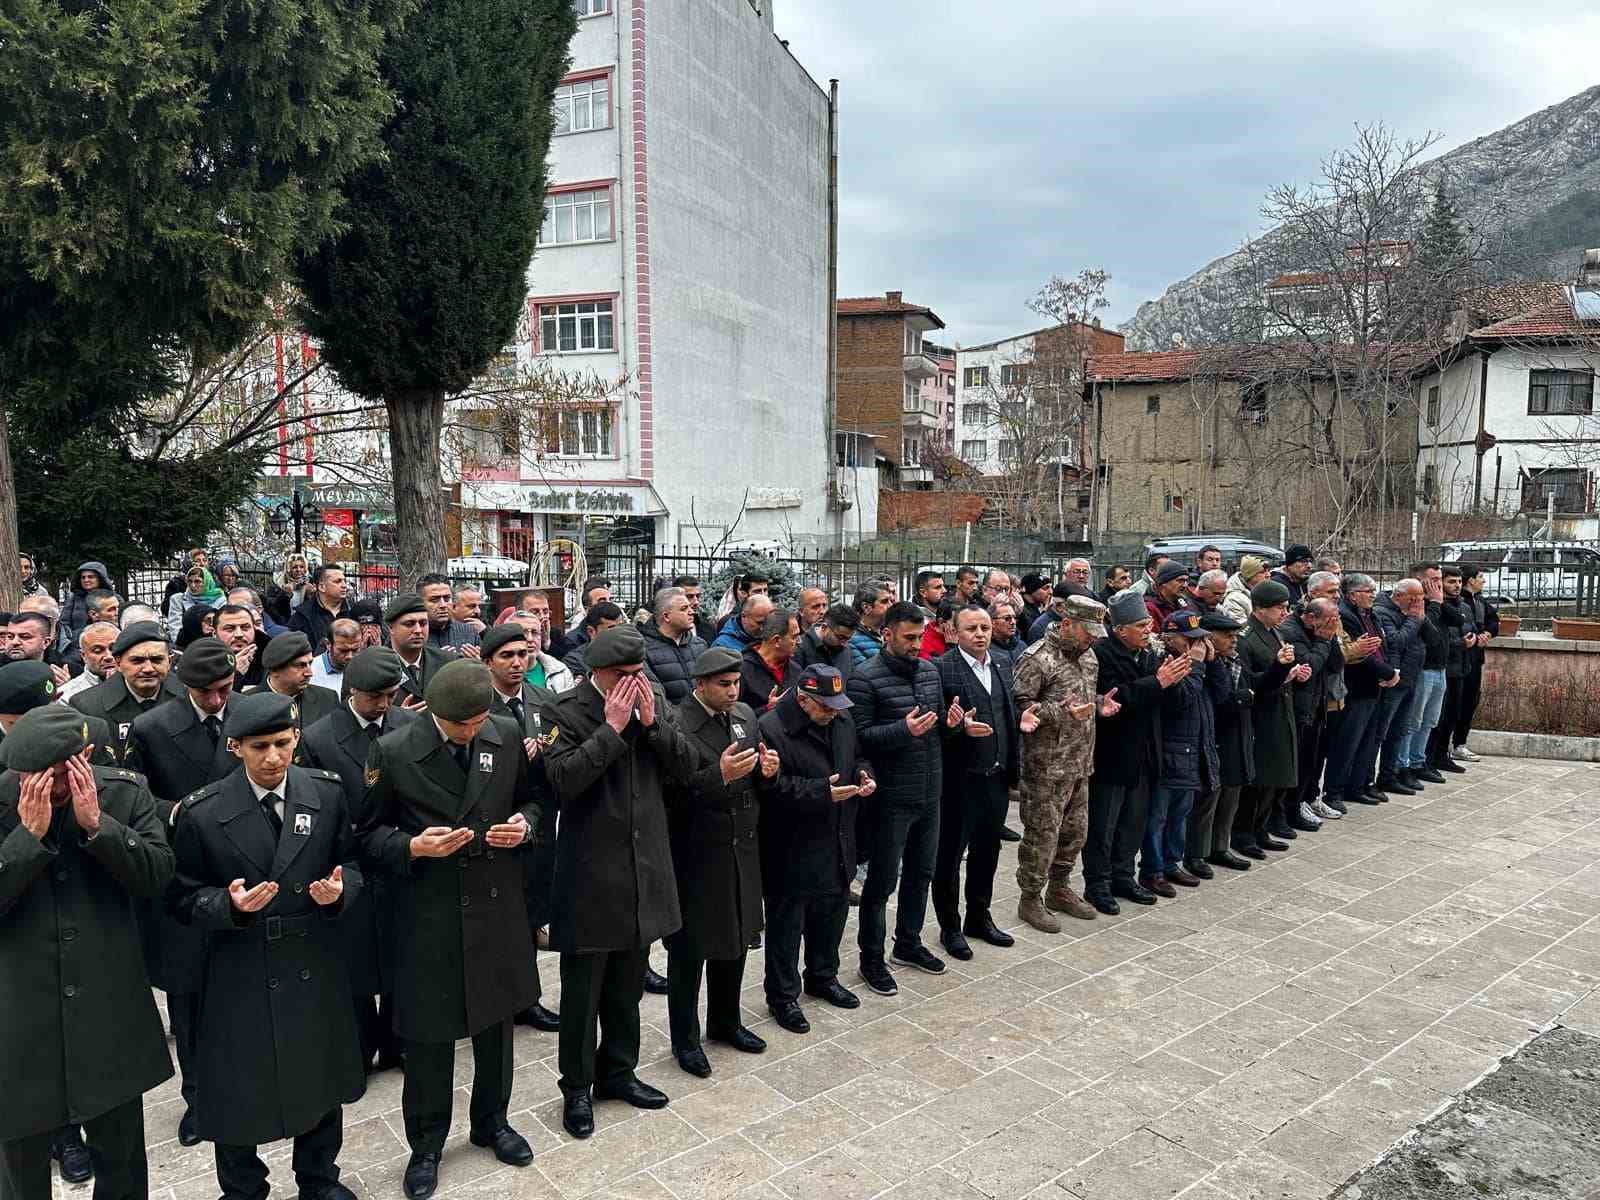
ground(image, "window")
xmin=1421 ymin=464 xmax=1437 ymax=504
xmin=554 ymin=76 xmax=610 ymax=135
xmin=461 ymin=411 xmax=519 ymax=466
xmin=540 ymin=187 xmax=613 ymax=245
xmin=997 ymin=439 xmax=1019 ymax=464
xmin=556 ymin=409 xmax=615 ymax=457
xmin=902 ymin=438 xmax=920 ymax=466
xmin=960 ymin=439 xmax=986 ymax=461
xmin=1426 ymin=385 xmax=1440 ymax=427
xmin=904 ymin=380 xmax=918 ymax=410
xmin=998 ymin=400 xmax=1025 ymax=425
xmin=1527 ymin=369 xmax=1594 ymax=415
xmin=963 ymin=366 xmax=989 ymax=388
xmin=1240 ymin=381 xmax=1268 ymax=424
xmin=905 ymin=327 xmax=923 ymax=355
xmin=538 ymin=299 xmax=615 ymax=353
xmin=1000 ymin=363 xmax=1025 ymax=387
xmin=572 ymin=0 xmax=608 ymax=15
xmin=1163 ymin=493 xmax=1184 ymax=513
xmin=960 ymin=404 xmax=986 ymax=428
xmin=1520 ymin=468 xmax=1589 ymax=513
xmin=1146 ymin=394 xmax=1161 ymax=415
xmin=835 ymin=431 xmax=867 ymax=468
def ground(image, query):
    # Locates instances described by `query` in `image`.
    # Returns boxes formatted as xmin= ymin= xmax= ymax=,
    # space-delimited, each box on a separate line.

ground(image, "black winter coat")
xmin=1440 ymin=596 xmax=1474 ymax=678
xmin=793 ymin=628 xmax=851 ymax=683
xmin=1090 ymin=634 xmax=1167 ymax=786
xmin=757 ymin=691 xmax=872 ymax=898
xmin=1157 ymin=655 xmax=1227 ymax=790
xmin=489 ymin=683 xmax=560 ymax=932
xmin=846 ymin=648 xmax=943 ymax=809
xmin=739 ymin=646 xmax=791 ymax=713
xmin=172 ymin=766 xmax=365 ymax=1144
xmin=1371 ymin=594 xmax=1425 ymax=684
xmin=0 ymin=768 xmax=174 ymax=1140
xmin=641 ymin=624 xmax=707 ymax=704
xmin=537 ymin=681 xmax=702 ymax=953
xmin=1338 ymin=600 xmax=1398 ymax=699
xmin=665 ymin=695 xmax=765 ymax=960
xmin=1241 ymin=619 xmax=1297 ymax=789
xmin=1212 ymin=653 xmax=1262 ymax=788
xmin=1279 ymin=615 xmax=1334 ymax=725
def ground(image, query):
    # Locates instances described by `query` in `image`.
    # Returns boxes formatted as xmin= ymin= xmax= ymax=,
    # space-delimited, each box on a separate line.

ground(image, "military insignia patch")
xmin=536 ymin=726 xmax=560 ymax=749
xmin=44 ymin=680 xmax=55 ymax=696
xmin=365 ymin=766 xmax=381 ymax=787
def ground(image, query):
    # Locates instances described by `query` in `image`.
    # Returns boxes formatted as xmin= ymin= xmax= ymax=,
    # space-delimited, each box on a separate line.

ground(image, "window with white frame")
xmin=538 ymin=299 xmax=615 ymax=353
xmin=997 ymin=439 xmax=1019 ymax=464
xmin=1527 ymin=369 xmax=1594 ymax=415
xmin=540 ymin=187 xmax=613 ymax=246
xmin=963 ymin=366 xmax=989 ymax=388
xmin=905 ymin=326 xmax=922 ymax=355
xmin=556 ymin=409 xmax=616 ymax=457
xmin=960 ymin=404 xmax=986 ymax=427
xmin=571 ymin=0 xmax=608 ymax=16
xmin=554 ymin=76 xmax=610 ymax=135
xmin=960 ymin=439 xmax=986 ymax=461
xmin=902 ymin=438 xmax=920 ymax=466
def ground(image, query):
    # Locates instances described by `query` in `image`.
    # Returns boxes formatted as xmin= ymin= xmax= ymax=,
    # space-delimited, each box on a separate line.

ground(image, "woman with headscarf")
xmin=166 ymin=565 xmax=213 ymax=641
xmin=265 ymin=554 xmax=311 ymax=626
xmin=176 ymin=604 xmax=217 ymax=651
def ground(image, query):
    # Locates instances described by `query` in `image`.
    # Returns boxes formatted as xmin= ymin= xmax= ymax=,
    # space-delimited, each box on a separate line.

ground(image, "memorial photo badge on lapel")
xmin=478 ymin=751 xmax=494 ymax=773
xmin=731 ymin=721 xmax=747 ymax=739
xmin=293 ymin=812 xmax=313 ymax=836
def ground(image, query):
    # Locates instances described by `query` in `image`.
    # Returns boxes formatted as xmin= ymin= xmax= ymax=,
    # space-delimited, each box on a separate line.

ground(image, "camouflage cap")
xmin=0 ymin=704 xmax=93 ymax=771
xmin=1062 ymin=595 xmax=1108 ymax=638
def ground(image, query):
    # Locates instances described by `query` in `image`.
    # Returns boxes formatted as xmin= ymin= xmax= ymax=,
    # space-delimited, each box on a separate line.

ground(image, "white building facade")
xmin=462 ymin=0 xmax=834 ymax=558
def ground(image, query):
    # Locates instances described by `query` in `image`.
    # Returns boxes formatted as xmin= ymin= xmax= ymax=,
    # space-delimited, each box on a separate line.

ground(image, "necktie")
xmin=507 ymin=697 xmax=525 ymax=727
xmin=451 ymin=742 xmax=470 ymax=774
xmin=364 ymin=720 xmax=381 ymax=743
xmin=262 ymin=792 xmax=283 ymax=837
xmin=406 ymin=663 xmax=421 ymax=690
xmin=720 ymin=712 xmax=733 ymax=740
xmin=203 ymin=716 xmax=222 ymax=745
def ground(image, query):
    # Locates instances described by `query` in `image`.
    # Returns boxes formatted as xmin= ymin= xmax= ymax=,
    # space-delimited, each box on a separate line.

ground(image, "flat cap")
xmin=1284 ymin=543 xmax=1314 ymax=565
xmin=425 ymin=659 xmax=494 ymax=722
xmin=1062 ymin=595 xmax=1109 ymax=638
xmin=263 ymin=631 xmax=312 ymax=672
xmin=227 ymin=691 xmax=297 ymax=739
xmin=350 ymin=597 xmax=384 ymax=626
xmin=176 ymin=636 xmax=236 ymax=687
xmin=586 ymin=624 xmax=646 ymax=670
xmin=692 ymin=647 xmax=742 ymax=678
xmin=112 ymin=621 xmax=167 ymax=657
xmin=384 ymin=594 xmax=426 ymax=624
xmin=797 ymin=664 xmax=851 ymax=709
xmin=1161 ymin=610 xmax=1207 ymax=638
xmin=0 ymin=661 xmax=59 ymax=715
xmin=1108 ymin=591 xmax=1149 ymax=627
xmin=345 ymin=646 xmax=405 ymax=693
xmin=1155 ymin=561 xmax=1191 ymax=587
xmin=1250 ymin=579 xmax=1292 ymax=608
xmin=1020 ymin=572 xmax=1049 ymax=593
xmin=1200 ymin=611 xmax=1245 ymax=632
xmin=480 ymin=624 xmax=528 ymax=660
xmin=0 ymin=704 xmax=94 ymax=771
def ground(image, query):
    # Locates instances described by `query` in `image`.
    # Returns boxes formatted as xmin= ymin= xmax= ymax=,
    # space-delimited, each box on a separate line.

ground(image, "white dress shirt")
xmin=247 ymin=773 xmax=286 ymax=824
xmin=959 ymin=647 xmax=993 ymax=694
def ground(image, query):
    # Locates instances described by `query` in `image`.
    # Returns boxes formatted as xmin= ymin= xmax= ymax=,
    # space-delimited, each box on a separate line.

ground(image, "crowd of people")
xmin=0 ymin=542 xmax=1499 ymax=1200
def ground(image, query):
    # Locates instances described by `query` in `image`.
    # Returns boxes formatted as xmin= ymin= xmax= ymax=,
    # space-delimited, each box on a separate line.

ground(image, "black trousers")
xmin=1292 ymin=718 xmax=1326 ymax=813
xmin=169 ymin=989 xmax=201 ymax=1110
xmin=1082 ymin=779 xmax=1148 ymax=895
xmin=931 ymin=772 xmax=1008 ymax=932
xmin=558 ymin=947 xmax=647 ymax=1093
xmin=1428 ymin=676 xmax=1463 ymax=764
xmin=764 ymin=892 xmax=848 ymax=1004
xmin=858 ymin=797 xmax=939 ymax=965
xmin=1209 ymin=786 xmax=1241 ymax=856
xmin=1237 ymin=785 xmax=1285 ymax=848
xmin=1453 ymin=665 xmax=1483 ymax=748
xmin=666 ymin=949 xmax=746 ymax=1052
xmin=215 ymin=1105 xmax=342 ymax=1200
xmin=401 ymin=1021 xmax=512 ymax=1154
xmin=1186 ymin=786 xmax=1219 ymax=864
xmin=356 ymin=991 xmax=401 ymax=1065
xmin=0 ymin=1098 xmax=145 ymax=1200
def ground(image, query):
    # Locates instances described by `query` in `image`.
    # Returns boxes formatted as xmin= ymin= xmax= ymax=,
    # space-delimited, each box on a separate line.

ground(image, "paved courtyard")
xmin=116 ymin=753 xmax=1600 ymax=1200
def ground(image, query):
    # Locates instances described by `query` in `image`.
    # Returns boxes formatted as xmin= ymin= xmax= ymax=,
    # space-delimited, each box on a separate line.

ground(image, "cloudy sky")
xmin=775 ymin=0 xmax=1600 ymax=346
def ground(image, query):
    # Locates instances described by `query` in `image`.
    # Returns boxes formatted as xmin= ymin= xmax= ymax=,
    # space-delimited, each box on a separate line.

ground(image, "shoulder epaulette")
xmin=305 ymin=767 xmax=342 ymax=784
xmin=182 ymin=782 xmax=224 ymax=809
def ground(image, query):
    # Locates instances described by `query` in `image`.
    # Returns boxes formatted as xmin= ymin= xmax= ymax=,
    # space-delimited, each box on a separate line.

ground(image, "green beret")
xmin=263 ymin=631 xmax=313 ymax=672
xmin=691 ymin=647 xmax=742 ymax=678
xmin=0 ymin=661 xmax=59 ymax=716
xmin=112 ymin=621 xmax=167 ymax=658
xmin=586 ymin=624 xmax=646 ymax=670
xmin=1250 ymin=580 xmax=1292 ymax=609
xmin=384 ymin=594 xmax=426 ymax=624
xmin=345 ymin=646 xmax=405 ymax=693
xmin=0 ymin=705 xmax=93 ymax=771
xmin=226 ymin=691 xmax=296 ymax=739
xmin=480 ymin=624 xmax=529 ymax=660
xmin=425 ymin=660 xmax=494 ymax=722
xmin=176 ymin=636 xmax=236 ymax=687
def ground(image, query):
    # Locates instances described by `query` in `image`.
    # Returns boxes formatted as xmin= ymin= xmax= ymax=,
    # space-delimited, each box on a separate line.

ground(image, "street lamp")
xmin=267 ymin=484 xmax=324 ymax=554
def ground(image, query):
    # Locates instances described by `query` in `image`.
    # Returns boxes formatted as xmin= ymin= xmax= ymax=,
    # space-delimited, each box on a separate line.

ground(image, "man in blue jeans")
xmin=846 ymin=602 xmax=946 ymax=996
xmin=1372 ymin=576 xmax=1429 ymax=796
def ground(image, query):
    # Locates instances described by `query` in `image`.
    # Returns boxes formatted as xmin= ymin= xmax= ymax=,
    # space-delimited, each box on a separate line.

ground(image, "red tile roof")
xmin=1267 ymin=272 xmax=1332 ymax=288
xmin=1471 ymin=294 xmax=1596 ymax=340
xmin=1086 ymin=348 xmax=1219 ymax=382
xmin=837 ymin=295 xmax=944 ymax=326
xmin=1459 ymin=281 xmax=1569 ymax=323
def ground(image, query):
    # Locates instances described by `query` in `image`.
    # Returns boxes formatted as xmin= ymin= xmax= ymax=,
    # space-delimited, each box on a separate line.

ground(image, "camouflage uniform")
xmin=1013 ymin=624 xmax=1100 ymax=896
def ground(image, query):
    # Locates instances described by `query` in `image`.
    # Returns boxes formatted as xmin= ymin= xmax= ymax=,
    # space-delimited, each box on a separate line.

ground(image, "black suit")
xmin=932 ymin=649 xmax=1020 ymax=933
xmin=300 ymin=702 xmax=418 ymax=1065
xmin=125 ymin=695 xmax=238 ymax=1118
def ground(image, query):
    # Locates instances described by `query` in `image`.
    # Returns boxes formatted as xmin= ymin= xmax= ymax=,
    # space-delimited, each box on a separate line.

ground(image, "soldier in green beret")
xmin=246 ymin=631 xmax=338 ymax=756
xmin=70 ymin=621 xmax=185 ymax=764
xmin=384 ymin=596 xmax=449 ymax=708
xmin=0 ymin=707 xmax=175 ymax=1200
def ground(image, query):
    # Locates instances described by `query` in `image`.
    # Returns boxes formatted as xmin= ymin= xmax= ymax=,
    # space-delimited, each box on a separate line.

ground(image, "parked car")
xmin=1439 ymin=540 xmax=1600 ymax=605
xmin=446 ymin=555 xmax=530 ymax=591
xmin=1141 ymin=534 xmax=1284 ymax=571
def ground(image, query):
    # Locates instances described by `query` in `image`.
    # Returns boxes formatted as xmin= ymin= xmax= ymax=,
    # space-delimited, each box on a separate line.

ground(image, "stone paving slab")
xmin=62 ymin=754 xmax=1600 ymax=1199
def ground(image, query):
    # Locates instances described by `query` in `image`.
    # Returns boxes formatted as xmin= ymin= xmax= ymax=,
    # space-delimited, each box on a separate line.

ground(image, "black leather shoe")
xmin=1111 ymin=881 xmax=1158 ymax=906
xmin=468 ymin=1124 xmax=533 ymax=1167
xmin=1287 ymin=813 xmax=1320 ymax=833
xmin=939 ymin=928 xmax=973 ymax=960
xmin=1416 ymin=766 xmax=1446 ymax=783
xmin=1209 ymin=850 xmax=1252 ymax=870
xmin=1436 ymin=757 xmax=1467 ymax=774
xmin=1268 ymin=819 xmax=1297 ymax=840
xmin=1183 ymin=859 xmax=1215 ymax=880
xmin=998 ymin=824 xmax=1022 ymax=842
xmin=1367 ymin=787 xmax=1390 ymax=803
xmin=768 ymin=1000 xmax=811 ymax=1032
xmin=708 ymin=1025 xmax=767 ymax=1054
xmin=1259 ymin=835 xmax=1291 ymax=852
xmin=303 ymin=1184 xmax=358 ymax=1200
xmin=674 ymin=1046 xmax=712 ymax=1077
xmin=962 ymin=914 xmax=1015 ymax=947
xmin=595 ymin=1076 xmax=669 ymax=1109
xmin=1348 ymin=791 xmax=1382 ymax=806
xmin=177 ymin=1109 xmax=202 ymax=1147
xmin=561 ymin=1090 xmax=594 ymax=1139
xmin=403 ymin=1152 xmax=441 ymax=1199
xmin=1376 ymin=776 xmax=1417 ymax=796
xmin=1088 ymin=892 xmax=1120 ymax=916
xmin=642 ymin=966 xmax=670 ymax=994
xmin=514 ymin=1002 xmax=561 ymax=1032
xmin=891 ymin=944 xmax=946 ymax=974
xmin=52 ymin=1130 xmax=92 ymax=1184
xmin=804 ymin=979 xmax=860 ymax=1009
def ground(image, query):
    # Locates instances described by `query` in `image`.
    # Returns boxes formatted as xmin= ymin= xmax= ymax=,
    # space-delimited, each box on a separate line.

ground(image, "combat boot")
xmin=1017 ymin=893 xmax=1061 ymax=933
xmin=1044 ymin=885 xmax=1098 ymax=922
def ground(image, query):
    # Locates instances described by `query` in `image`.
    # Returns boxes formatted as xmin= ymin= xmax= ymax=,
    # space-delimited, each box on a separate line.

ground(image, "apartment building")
xmin=835 ymin=291 xmax=947 ymax=491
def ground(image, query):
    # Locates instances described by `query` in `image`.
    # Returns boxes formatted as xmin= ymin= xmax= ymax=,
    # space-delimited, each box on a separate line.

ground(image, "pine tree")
xmin=1418 ymin=184 xmax=1468 ymax=277
xmin=295 ymin=0 xmax=578 ymax=590
xmin=705 ymin=552 xmax=803 ymax=617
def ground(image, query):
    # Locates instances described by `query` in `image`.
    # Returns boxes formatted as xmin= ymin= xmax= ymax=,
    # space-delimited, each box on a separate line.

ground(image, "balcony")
xmin=903 ymin=351 xmax=938 ymax=380
xmin=898 ymin=465 xmax=933 ymax=485
xmin=902 ymin=398 xmax=941 ymax=430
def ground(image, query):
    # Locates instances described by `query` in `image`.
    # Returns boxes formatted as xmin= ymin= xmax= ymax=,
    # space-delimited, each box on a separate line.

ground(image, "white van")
xmin=1439 ymin=541 xmax=1600 ymax=605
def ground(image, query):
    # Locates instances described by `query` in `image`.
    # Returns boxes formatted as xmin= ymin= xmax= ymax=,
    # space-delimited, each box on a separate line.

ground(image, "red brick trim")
xmin=630 ymin=0 xmax=653 ymax=481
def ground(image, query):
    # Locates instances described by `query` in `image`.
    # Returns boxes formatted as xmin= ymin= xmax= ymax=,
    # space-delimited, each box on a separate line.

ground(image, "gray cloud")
xmin=774 ymin=0 xmax=1600 ymax=346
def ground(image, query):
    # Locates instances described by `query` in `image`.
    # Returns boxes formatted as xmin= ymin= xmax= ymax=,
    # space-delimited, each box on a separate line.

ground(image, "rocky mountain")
xmin=1121 ymin=84 xmax=1600 ymax=350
